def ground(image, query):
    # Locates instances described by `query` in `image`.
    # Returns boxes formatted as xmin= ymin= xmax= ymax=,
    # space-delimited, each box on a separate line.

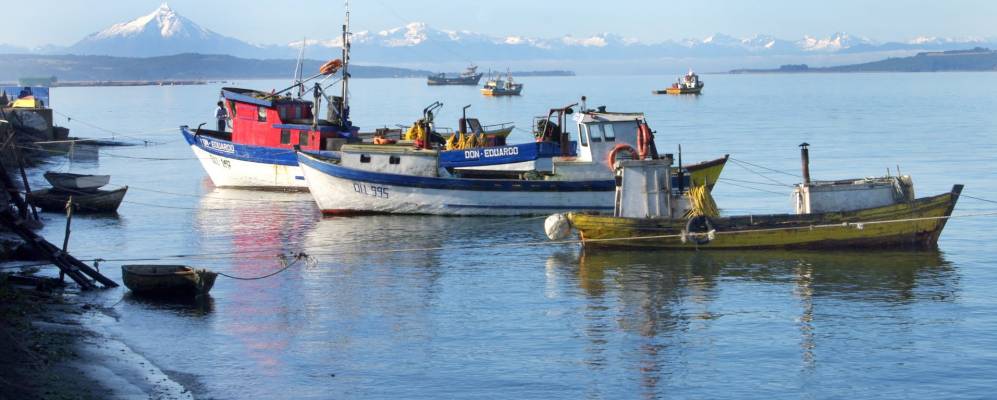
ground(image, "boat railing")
xmin=481 ymin=122 xmax=514 ymax=130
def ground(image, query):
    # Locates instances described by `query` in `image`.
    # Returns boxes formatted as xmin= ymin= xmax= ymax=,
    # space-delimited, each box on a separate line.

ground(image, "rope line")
xmin=729 ymin=157 xmax=802 ymax=179
xmin=718 ymin=180 xmax=789 ymax=196
xmin=729 ymin=158 xmax=793 ymax=187
xmin=215 ymin=253 xmax=313 ymax=280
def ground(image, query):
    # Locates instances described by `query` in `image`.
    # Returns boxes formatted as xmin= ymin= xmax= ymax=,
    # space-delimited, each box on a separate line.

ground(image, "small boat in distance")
xmin=122 ymin=265 xmax=218 ymax=297
xmin=43 ymin=171 xmax=110 ymax=191
xmin=427 ymin=65 xmax=484 ymax=85
xmin=655 ymin=69 xmax=704 ymax=95
xmin=481 ymin=71 xmax=523 ymax=96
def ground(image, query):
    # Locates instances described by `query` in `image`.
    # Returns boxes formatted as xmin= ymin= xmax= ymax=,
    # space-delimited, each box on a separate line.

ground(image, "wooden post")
xmin=15 ymin=148 xmax=38 ymax=221
xmin=59 ymin=197 xmax=73 ymax=283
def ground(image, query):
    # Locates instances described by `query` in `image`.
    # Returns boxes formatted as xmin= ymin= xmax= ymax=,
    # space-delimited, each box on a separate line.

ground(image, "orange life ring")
xmin=636 ymin=122 xmax=653 ymax=160
xmin=606 ymin=144 xmax=638 ymax=171
xmin=319 ymin=59 xmax=344 ymax=75
xmin=373 ymin=137 xmax=396 ymax=145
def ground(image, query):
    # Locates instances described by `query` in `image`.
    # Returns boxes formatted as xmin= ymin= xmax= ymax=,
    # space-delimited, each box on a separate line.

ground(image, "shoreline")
xmin=0 ymin=280 xmax=196 ymax=399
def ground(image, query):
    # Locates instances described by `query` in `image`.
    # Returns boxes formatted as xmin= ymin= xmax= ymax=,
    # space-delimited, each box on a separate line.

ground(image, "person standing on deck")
xmin=215 ymin=101 xmax=229 ymax=132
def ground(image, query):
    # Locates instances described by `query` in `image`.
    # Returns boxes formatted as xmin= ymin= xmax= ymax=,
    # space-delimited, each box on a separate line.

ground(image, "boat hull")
xmin=568 ymin=185 xmax=962 ymax=249
xmin=481 ymin=87 xmax=523 ymax=96
xmin=655 ymin=87 xmax=703 ymax=95
xmin=299 ymin=152 xmax=615 ymax=216
xmin=121 ymin=265 xmax=217 ymax=296
xmin=182 ymin=126 xmax=308 ymax=191
xmin=43 ymin=172 xmax=110 ymax=191
xmin=27 ymin=187 xmax=128 ymax=213
xmin=427 ymin=74 xmax=483 ymax=85
xmin=299 ymin=152 xmax=728 ymax=216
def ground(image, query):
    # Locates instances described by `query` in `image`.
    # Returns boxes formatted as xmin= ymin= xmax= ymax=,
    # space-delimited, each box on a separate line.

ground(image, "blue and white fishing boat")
xmin=298 ymin=100 xmax=729 ymax=216
xmin=181 ymin=6 xmax=358 ymax=190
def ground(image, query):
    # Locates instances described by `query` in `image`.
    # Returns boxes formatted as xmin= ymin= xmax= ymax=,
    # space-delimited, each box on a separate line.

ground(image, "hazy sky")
xmin=5 ymin=0 xmax=996 ymax=47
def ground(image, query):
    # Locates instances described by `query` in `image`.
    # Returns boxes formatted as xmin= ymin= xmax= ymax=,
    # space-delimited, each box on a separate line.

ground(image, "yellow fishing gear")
xmin=684 ymin=184 xmax=719 ymax=218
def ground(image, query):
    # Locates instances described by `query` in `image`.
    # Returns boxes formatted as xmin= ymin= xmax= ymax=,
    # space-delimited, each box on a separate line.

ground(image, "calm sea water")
xmin=29 ymin=73 xmax=997 ymax=399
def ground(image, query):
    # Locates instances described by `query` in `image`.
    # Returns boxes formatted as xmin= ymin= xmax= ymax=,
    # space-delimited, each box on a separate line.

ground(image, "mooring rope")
xmin=215 ymin=253 xmax=313 ymax=280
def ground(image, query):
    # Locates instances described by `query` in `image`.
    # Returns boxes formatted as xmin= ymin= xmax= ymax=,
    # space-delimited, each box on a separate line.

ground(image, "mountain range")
xmin=1 ymin=4 xmax=995 ymax=72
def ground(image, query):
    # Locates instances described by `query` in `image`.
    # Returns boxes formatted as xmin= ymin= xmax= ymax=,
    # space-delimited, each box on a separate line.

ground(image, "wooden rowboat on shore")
xmin=27 ymin=187 xmax=127 ymax=213
xmin=43 ymin=172 xmax=110 ymax=191
xmin=121 ymin=265 xmax=218 ymax=296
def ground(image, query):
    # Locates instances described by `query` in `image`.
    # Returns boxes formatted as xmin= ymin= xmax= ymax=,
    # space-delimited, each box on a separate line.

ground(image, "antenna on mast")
xmin=293 ymin=37 xmax=306 ymax=98
xmin=340 ymin=0 xmax=351 ymax=128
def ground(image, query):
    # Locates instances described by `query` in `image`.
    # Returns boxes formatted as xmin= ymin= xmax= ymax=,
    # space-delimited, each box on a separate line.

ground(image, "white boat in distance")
xmin=298 ymin=100 xmax=728 ymax=216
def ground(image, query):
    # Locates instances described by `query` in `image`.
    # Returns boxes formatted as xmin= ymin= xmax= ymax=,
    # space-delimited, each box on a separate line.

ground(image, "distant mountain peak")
xmin=89 ymin=3 xmax=202 ymax=40
xmin=69 ymin=4 xmax=261 ymax=57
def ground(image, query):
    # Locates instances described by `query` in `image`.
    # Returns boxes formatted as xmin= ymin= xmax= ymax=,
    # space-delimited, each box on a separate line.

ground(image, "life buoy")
xmin=636 ymin=122 xmax=654 ymax=160
xmin=319 ymin=59 xmax=344 ymax=75
xmin=606 ymin=144 xmax=638 ymax=171
xmin=683 ymin=215 xmax=715 ymax=245
xmin=373 ymin=137 xmax=396 ymax=145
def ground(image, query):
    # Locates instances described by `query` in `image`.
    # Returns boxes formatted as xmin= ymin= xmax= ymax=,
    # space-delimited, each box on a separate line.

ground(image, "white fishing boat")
xmin=181 ymin=5 xmax=357 ymax=191
xmin=298 ymin=99 xmax=728 ymax=216
xmin=480 ymin=71 xmax=523 ymax=96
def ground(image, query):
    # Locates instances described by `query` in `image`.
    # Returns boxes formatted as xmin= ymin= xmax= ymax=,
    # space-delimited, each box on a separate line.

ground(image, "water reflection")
xmin=560 ymin=249 xmax=957 ymax=396
xmin=195 ymin=188 xmax=318 ymax=375
xmin=122 ymin=292 xmax=214 ymax=315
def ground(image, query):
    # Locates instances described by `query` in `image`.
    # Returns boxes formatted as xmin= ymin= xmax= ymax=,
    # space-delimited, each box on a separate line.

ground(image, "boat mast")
xmin=340 ymin=0 xmax=351 ymax=126
xmin=293 ymin=37 xmax=305 ymax=98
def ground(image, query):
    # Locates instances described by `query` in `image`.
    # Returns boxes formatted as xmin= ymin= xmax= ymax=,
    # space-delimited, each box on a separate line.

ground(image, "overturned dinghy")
xmin=44 ymin=172 xmax=111 ymax=191
xmin=549 ymin=144 xmax=962 ymax=250
xmin=122 ymin=265 xmax=218 ymax=297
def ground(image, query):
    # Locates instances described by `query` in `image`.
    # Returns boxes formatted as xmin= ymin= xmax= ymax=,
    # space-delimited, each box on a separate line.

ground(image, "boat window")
xmin=294 ymin=106 xmax=302 ymax=120
xmin=257 ymin=107 xmax=267 ymax=122
xmin=280 ymin=129 xmax=291 ymax=144
xmin=389 ymin=155 xmax=400 ymax=165
xmin=578 ymin=124 xmax=589 ymax=147
xmin=360 ymin=154 xmax=371 ymax=163
xmin=602 ymin=123 xmax=616 ymax=142
xmin=298 ymin=131 xmax=309 ymax=146
xmin=589 ymin=124 xmax=602 ymax=143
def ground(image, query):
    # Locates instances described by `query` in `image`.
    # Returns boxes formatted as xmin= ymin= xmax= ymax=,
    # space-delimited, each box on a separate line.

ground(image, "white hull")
xmin=190 ymin=145 xmax=308 ymax=190
xmin=299 ymin=161 xmax=613 ymax=216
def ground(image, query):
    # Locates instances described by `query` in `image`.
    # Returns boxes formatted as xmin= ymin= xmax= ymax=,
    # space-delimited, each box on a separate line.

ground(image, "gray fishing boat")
xmin=427 ymin=65 xmax=483 ymax=85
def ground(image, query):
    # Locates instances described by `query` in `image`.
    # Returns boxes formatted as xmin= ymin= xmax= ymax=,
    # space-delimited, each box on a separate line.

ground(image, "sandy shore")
xmin=1 ymin=280 xmax=195 ymax=399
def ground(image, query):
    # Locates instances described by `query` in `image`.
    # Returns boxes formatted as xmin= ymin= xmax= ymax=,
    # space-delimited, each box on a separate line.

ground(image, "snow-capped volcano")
xmin=90 ymin=3 xmax=204 ymax=40
xmin=69 ymin=3 xmax=262 ymax=57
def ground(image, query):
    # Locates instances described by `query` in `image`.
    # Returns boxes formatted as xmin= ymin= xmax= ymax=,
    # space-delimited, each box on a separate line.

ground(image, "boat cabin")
xmin=220 ymin=87 xmax=358 ymax=152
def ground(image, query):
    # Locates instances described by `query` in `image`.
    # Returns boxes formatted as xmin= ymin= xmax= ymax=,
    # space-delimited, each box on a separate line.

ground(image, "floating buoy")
xmin=544 ymin=213 xmax=572 ymax=240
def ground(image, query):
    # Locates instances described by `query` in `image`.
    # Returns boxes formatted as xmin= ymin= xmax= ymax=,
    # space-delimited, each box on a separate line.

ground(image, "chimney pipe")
xmin=799 ymin=142 xmax=811 ymax=185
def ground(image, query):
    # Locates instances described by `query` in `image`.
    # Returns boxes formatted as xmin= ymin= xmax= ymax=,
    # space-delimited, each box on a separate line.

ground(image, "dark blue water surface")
xmin=29 ymin=73 xmax=997 ymax=399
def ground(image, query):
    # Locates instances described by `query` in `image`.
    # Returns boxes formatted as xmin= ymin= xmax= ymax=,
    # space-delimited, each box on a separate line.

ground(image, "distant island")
xmin=0 ymin=53 xmax=434 ymax=83
xmin=0 ymin=53 xmax=576 ymax=85
xmin=730 ymin=47 xmax=997 ymax=74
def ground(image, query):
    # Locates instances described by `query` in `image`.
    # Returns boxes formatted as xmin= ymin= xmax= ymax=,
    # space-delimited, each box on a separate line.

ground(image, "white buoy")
xmin=544 ymin=213 xmax=572 ymax=240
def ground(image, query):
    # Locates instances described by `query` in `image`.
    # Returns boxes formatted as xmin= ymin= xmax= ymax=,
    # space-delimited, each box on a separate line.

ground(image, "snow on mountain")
xmin=10 ymin=5 xmax=991 ymax=64
xmin=798 ymin=32 xmax=874 ymax=52
xmin=68 ymin=3 xmax=264 ymax=57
